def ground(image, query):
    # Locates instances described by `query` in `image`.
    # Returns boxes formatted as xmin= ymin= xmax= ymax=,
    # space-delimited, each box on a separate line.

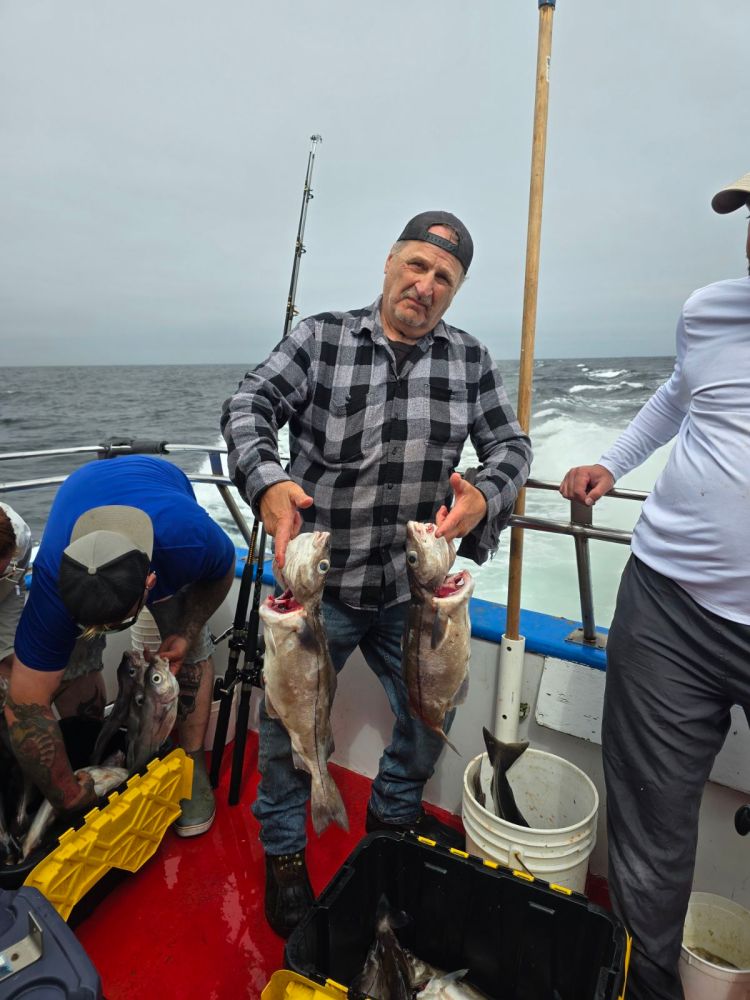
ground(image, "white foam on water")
xmin=589 ymin=369 xmax=628 ymax=379
xmin=568 ymin=383 xmax=620 ymax=394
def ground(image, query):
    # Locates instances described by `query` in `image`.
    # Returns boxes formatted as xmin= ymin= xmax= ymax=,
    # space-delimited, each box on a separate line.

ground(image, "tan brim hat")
xmin=70 ymin=505 xmax=154 ymax=556
xmin=711 ymin=171 xmax=750 ymax=214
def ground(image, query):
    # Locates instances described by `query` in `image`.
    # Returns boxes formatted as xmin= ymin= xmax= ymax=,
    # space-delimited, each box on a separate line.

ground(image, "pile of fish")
xmin=349 ymin=896 xmax=491 ymax=1000
xmin=0 ymin=648 xmax=179 ymax=866
xmin=403 ymin=521 xmax=474 ymax=751
xmin=260 ymin=530 xmax=348 ymax=835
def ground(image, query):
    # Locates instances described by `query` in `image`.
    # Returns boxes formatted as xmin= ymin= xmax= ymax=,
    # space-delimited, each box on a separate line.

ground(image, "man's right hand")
xmin=68 ymin=770 xmax=97 ymax=813
xmin=259 ymin=482 xmax=314 ymax=568
xmin=559 ymin=464 xmax=615 ymax=506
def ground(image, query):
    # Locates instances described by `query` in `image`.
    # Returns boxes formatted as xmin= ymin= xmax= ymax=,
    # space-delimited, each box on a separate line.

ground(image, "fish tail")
xmin=310 ymin=770 xmax=349 ymax=835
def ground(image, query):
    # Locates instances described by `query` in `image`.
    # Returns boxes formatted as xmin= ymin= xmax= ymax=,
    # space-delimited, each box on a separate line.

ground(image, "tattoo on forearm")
xmin=6 ymin=698 xmax=76 ymax=810
xmin=177 ymin=662 xmax=202 ymax=721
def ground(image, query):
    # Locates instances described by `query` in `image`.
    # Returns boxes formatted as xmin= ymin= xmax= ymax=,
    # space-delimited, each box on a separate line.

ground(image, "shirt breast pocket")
xmin=425 ymin=380 xmax=470 ymax=446
xmin=324 ymin=385 xmax=381 ymax=464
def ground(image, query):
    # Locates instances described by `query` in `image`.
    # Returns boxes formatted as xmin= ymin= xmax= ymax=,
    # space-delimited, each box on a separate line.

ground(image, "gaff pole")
xmin=496 ymin=0 xmax=557 ymax=742
xmin=283 ymin=134 xmax=323 ymax=339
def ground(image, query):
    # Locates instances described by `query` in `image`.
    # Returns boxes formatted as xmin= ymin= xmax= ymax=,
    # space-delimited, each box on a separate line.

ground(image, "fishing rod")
xmin=283 ymin=133 xmax=323 ymax=338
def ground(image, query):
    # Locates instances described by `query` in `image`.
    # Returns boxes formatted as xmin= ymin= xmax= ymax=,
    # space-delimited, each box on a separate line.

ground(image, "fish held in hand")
xmin=481 ymin=726 xmax=529 ymax=828
xmin=92 ymin=651 xmax=144 ymax=765
xmin=127 ymin=652 xmax=178 ymax=774
xmin=404 ymin=522 xmax=474 ymax=751
xmin=260 ymin=530 xmax=348 ymax=835
xmin=21 ymin=764 xmax=128 ymax=861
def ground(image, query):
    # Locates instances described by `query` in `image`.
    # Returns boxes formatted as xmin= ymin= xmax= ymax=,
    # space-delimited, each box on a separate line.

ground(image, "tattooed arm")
xmin=4 ymin=658 xmax=95 ymax=811
xmin=157 ymin=562 xmax=235 ymax=673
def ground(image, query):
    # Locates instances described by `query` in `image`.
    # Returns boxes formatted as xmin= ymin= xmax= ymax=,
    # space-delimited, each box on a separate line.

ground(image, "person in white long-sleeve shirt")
xmin=560 ymin=170 xmax=750 ymax=1000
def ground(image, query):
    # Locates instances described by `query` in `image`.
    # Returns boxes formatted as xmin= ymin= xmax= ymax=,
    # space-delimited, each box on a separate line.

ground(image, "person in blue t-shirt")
xmin=4 ymin=456 xmax=235 ymax=837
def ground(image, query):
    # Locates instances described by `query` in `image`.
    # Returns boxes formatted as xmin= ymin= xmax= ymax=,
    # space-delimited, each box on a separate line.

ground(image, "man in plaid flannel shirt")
xmin=222 ymin=211 xmax=531 ymax=937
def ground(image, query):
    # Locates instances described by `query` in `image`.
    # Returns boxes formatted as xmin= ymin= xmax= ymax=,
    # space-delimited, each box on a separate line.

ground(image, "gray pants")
xmin=603 ymin=555 xmax=750 ymax=1000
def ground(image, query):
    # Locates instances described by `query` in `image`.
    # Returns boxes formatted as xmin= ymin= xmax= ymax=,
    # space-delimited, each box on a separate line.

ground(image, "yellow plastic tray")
xmin=23 ymin=749 xmax=193 ymax=921
xmin=262 ymin=971 xmax=347 ymax=1000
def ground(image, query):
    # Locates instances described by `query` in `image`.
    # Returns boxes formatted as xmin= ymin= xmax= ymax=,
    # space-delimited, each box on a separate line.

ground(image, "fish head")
xmin=405 ymin=521 xmax=455 ymax=592
xmin=118 ymin=650 xmax=145 ymax=690
xmin=276 ymin=531 xmax=331 ymax=605
xmin=143 ymin=654 xmax=179 ymax=707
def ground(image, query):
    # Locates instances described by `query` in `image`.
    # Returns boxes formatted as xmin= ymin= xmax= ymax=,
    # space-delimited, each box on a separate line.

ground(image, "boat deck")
xmin=73 ymin=733 xmax=609 ymax=1000
xmin=73 ymin=733 xmax=463 ymax=1000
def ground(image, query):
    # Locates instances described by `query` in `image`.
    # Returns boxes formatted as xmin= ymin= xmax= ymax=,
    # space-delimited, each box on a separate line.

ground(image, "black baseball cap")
xmin=58 ymin=506 xmax=153 ymax=626
xmin=397 ymin=211 xmax=474 ymax=274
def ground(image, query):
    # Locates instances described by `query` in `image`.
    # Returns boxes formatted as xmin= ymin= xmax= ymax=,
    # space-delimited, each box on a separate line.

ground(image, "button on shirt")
xmin=222 ymin=298 xmax=531 ymax=609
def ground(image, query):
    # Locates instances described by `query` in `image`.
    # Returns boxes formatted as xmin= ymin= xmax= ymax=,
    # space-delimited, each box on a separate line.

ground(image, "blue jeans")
xmin=253 ymin=595 xmax=454 ymax=855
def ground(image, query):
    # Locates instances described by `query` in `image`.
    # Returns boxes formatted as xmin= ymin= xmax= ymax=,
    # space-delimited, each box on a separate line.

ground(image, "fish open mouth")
xmin=266 ymin=589 xmax=303 ymax=613
xmin=435 ymin=571 xmax=469 ymax=598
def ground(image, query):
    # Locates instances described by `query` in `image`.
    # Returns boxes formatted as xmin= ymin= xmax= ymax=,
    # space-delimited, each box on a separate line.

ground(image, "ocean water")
xmin=1 ymin=357 xmax=675 ymax=627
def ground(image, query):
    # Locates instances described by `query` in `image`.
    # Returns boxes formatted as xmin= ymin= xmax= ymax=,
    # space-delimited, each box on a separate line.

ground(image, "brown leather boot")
xmin=264 ymin=850 xmax=314 ymax=938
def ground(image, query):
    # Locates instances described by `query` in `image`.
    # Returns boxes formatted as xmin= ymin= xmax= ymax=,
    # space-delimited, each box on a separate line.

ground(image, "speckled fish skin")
xmin=91 ymin=651 xmax=144 ymax=765
xmin=404 ymin=522 xmax=474 ymax=748
xmin=260 ymin=531 xmax=348 ymax=835
xmin=128 ymin=654 xmax=178 ymax=773
xmin=20 ymin=765 xmax=128 ymax=861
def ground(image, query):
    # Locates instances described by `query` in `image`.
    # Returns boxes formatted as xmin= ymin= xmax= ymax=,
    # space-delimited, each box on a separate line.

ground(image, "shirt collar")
xmin=352 ymin=296 xmax=450 ymax=345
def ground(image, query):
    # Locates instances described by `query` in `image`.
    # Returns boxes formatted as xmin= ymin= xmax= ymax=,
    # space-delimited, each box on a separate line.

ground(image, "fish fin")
xmin=264 ymin=627 xmax=277 ymax=657
xmin=451 ymin=673 xmax=470 ymax=707
xmin=291 ymin=748 xmax=308 ymax=772
xmin=296 ymin=619 xmax=319 ymax=653
xmin=430 ymin=610 xmax=450 ymax=650
xmin=310 ymin=771 xmax=349 ymax=834
xmin=482 ymin=726 xmax=528 ymax=770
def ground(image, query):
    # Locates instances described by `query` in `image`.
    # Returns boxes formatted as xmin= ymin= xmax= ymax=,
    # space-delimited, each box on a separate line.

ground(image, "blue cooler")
xmin=0 ymin=887 xmax=101 ymax=998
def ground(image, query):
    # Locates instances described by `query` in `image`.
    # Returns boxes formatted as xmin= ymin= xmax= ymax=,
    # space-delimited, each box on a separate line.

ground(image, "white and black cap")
xmin=711 ymin=171 xmax=750 ymax=214
xmin=58 ymin=506 xmax=153 ymax=625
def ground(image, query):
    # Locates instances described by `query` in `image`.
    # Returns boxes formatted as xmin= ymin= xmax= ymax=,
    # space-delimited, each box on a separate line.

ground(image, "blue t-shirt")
xmin=15 ymin=456 xmax=236 ymax=671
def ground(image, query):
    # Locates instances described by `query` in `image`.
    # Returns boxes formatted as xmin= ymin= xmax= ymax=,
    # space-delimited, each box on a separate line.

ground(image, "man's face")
xmin=380 ymin=225 xmax=464 ymax=343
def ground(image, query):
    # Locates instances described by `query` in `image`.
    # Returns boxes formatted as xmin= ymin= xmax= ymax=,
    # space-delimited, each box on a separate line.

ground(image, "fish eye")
xmin=128 ymin=666 xmax=137 ymax=677
xmin=318 ymin=559 xmax=330 ymax=573
xmin=151 ymin=673 xmax=162 ymax=685
xmin=407 ymin=551 xmax=418 ymax=566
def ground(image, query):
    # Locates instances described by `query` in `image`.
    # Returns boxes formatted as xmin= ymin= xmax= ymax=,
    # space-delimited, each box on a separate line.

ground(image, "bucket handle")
xmin=510 ymin=843 xmax=534 ymax=879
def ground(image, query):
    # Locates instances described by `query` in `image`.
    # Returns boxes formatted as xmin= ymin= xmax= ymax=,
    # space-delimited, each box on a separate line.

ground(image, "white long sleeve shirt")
xmin=599 ymin=276 xmax=750 ymax=625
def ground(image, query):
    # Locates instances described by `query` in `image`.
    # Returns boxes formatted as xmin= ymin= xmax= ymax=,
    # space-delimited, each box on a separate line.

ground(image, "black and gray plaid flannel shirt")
xmin=221 ymin=297 xmax=531 ymax=609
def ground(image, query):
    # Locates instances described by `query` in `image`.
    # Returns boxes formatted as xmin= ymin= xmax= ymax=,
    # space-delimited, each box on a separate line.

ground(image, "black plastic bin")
xmin=285 ymin=833 xmax=628 ymax=1000
xmin=0 ymin=886 xmax=102 ymax=998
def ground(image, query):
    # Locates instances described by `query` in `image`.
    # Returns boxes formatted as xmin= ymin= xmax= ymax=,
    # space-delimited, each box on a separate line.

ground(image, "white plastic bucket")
xmin=130 ymin=605 xmax=162 ymax=656
xmin=680 ymin=892 xmax=750 ymax=1000
xmin=462 ymin=748 xmax=598 ymax=893
xmin=129 ymin=607 xmax=238 ymax=749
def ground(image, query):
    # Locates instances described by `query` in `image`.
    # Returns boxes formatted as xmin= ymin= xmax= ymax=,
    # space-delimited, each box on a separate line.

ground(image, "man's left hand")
xmin=434 ymin=472 xmax=487 ymax=544
xmin=156 ymin=634 xmax=190 ymax=675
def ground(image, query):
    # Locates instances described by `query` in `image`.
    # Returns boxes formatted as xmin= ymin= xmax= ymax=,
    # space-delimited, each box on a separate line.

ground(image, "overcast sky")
xmin=1 ymin=1 xmax=747 ymax=366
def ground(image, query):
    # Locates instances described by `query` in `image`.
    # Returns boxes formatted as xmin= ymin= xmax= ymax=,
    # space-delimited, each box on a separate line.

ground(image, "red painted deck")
xmin=74 ymin=734 xmax=609 ymax=1000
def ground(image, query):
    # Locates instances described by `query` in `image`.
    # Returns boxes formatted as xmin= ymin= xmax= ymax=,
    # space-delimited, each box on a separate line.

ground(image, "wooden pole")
xmin=505 ymin=1 xmax=556 ymax=641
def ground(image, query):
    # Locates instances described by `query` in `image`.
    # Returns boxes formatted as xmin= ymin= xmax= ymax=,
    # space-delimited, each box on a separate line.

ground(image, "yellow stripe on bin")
xmin=513 ymin=870 xmax=535 ymax=882
xmin=24 ymin=749 xmax=193 ymax=922
xmin=549 ymin=883 xmax=573 ymax=895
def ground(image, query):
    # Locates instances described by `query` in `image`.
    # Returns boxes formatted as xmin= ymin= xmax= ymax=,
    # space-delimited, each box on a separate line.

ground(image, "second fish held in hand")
xmin=403 ymin=522 xmax=474 ymax=751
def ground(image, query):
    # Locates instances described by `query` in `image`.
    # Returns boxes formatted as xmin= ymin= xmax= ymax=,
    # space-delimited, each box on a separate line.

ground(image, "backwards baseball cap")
xmin=711 ymin=171 xmax=750 ymax=214
xmin=58 ymin=506 xmax=154 ymax=626
xmin=397 ymin=211 xmax=474 ymax=274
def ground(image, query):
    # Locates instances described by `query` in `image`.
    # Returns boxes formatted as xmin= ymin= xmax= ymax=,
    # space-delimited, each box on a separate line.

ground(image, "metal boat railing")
xmin=0 ymin=443 xmax=649 ymax=648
